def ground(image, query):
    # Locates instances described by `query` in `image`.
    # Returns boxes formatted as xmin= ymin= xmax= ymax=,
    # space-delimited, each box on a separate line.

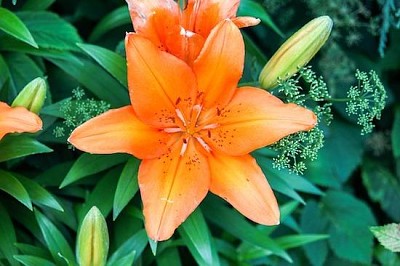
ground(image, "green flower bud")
xmin=259 ymin=16 xmax=333 ymax=90
xmin=76 ymin=207 xmax=109 ymax=266
xmin=12 ymin=77 xmax=47 ymax=114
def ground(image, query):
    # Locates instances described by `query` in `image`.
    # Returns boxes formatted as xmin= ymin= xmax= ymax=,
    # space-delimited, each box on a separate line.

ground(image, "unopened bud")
xmin=76 ymin=207 xmax=109 ymax=266
xmin=259 ymin=16 xmax=333 ymax=90
xmin=12 ymin=77 xmax=47 ymax=114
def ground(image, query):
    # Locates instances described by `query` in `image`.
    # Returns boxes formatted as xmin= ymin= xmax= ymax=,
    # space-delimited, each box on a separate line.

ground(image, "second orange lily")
xmin=126 ymin=0 xmax=260 ymax=65
xmin=0 ymin=101 xmax=42 ymax=141
xmin=69 ymin=20 xmax=316 ymax=241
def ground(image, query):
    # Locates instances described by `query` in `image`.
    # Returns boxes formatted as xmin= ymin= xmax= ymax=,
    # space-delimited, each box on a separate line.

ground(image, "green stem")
xmin=325 ymin=97 xmax=350 ymax=102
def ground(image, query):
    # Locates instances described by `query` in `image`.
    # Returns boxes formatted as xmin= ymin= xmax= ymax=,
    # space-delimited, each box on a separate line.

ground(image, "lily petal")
xmin=126 ymin=33 xmax=198 ymax=128
xmin=184 ymin=0 xmax=240 ymax=38
xmin=139 ymin=139 xmax=210 ymax=241
xmin=209 ymin=152 xmax=280 ymax=225
xmin=126 ymin=0 xmax=178 ymax=34
xmin=69 ymin=106 xmax=176 ymax=159
xmin=0 ymin=102 xmax=42 ymax=140
xmin=201 ymin=87 xmax=317 ymax=156
xmin=194 ymin=20 xmax=244 ymax=109
xmin=232 ymin=17 xmax=261 ymax=28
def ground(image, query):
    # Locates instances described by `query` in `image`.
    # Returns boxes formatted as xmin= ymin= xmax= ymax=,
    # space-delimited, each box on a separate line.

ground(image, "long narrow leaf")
xmin=202 ymin=196 xmax=291 ymax=262
xmin=179 ymin=208 xmax=220 ymax=266
xmin=14 ymin=255 xmax=56 ymax=266
xmin=107 ymin=229 xmax=148 ymax=266
xmin=0 ymin=203 xmax=18 ymax=266
xmin=0 ymin=135 xmax=52 ymax=163
xmin=60 ymin=153 xmax=129 ymax=188
xmin=89 ymin=6 xmax=130 ymax=42
xmin=0 ymin=7 xmax=38 ymax=48
xmin=17 ymin=175 xmax=64 ymax=211
xmin=77 ymin=43 xmax=127 ymax=87
xmin=0 ymin=170 xmax=32 ymax=210
xmin=113 ymin=157 xmax=140 ymax=220
xmin=34 ymin=210 xmax=75 ymax=265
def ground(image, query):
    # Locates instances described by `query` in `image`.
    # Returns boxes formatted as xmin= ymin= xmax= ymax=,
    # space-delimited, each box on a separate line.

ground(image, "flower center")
xmin=164 ymin=103 xmax=217 ymax=156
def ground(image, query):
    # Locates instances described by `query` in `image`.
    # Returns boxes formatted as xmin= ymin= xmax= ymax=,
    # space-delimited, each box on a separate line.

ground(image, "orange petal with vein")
xmin=139 ymin=139 xmax=210 ymax=241
xmin=69 ymin=106 xmax=175 ymax=159
xmin=126 ymin=33 xmax=197 ymax=128
xmin=0 ymin=102 xmax=42 ymax=140
xmin=209 ymin=153 xmax=280 ymax=225
xmin=200 ymin=87 xmax=317 ymax=156
xmin=194 ymin=20 xmax=244 ymax=109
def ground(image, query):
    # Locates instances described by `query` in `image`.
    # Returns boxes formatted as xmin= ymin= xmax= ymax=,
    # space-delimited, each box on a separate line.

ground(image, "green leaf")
xmin=300 ymin=201 xmax=329 ymax=266
xmin=106 ymin=251 xmax=135 ymax=266
xmin=0 ymin=54 xmax=9 ymax=90
xmin=392 ymin=107 xmax=400 ymax=158
xmin=0 ymin=203 xmax=18 ymax=266
xmin=113 ymin=157 xmax=140 ymax=220
xmin=17 ymin=11 xmax=82 ymax=51
xmin=77 ymin=167 xmax=120 ymax=221
xmin=22 ymin=0 xmax=55 ymax=11
xmin=14 ymin=243 xmax=52 ymax=260
xmin=88 ymin=6 xmax=130 ymax=42
xmin=242 ymin=33 xmax=267 ymax=84
xmin=0 ymin=7 xmax=38 ymax=48
xmin=0 ymin=135 xmax=52 ymax=163
xmin=0 ymin=170 xmax=32 ymax=210
xmin=275 ymin=234 xmax=329 ymax=249
xmin=148 ymin=238 xmax=158 ymax=255
xmin=375 ymin=245 xmax=400 ymax=266
xmin=107 ymin=229 xmax=148 ymax=266
xmin=202 ymin=196 xmax=291 ymax=262
xmin=156 ymin=247 xmax=181 ymax=266
xmin=14 ymin=255 xmax=56 ymax=266
xmin=322 ymin=190 xmax=376 ymax=264
xmin=370 ymin=224 xmax=400 ymax=252
xmin=16 ymin=175 xmax=64 ymax=212
xmin=238 ymin=0 xmax=284 ymax=37
xmin=179 ymin=208 xmax=220 ymax=266
xmin=47 ymin=54 xmax=129 ymax=107
xmin=362 ymin=159 xmax=400 ymax=221
xmin=77 ymin=43 xmax=127 ymax=88
xmin=34 ymin=209 xmax=75 ymax=265
xmin=307 ymin=120 xmax=364 ymax=187
xmin=256 ymin=156 xmax=305 ymax=204
xmin=238 ymin=234 xmax=328 ymax=262
xmin=3 ymin=52 xmax=44 ymax=101
xmin=60 ymin=153 xmax=129 ymax=188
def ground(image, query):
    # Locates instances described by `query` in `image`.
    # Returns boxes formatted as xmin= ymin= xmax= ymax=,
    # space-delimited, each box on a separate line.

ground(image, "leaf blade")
xmin=0 ymin=7 xmax=38 ymax=48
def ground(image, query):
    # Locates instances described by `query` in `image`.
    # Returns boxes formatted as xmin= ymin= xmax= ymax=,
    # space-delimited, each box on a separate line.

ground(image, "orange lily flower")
xmin=69 ymin=20 xmax=316 ymax=241
xmin=126 ymin=0 xmax=260 ymax=64
xmin=0 ymin=101 xmax=42 ymax=140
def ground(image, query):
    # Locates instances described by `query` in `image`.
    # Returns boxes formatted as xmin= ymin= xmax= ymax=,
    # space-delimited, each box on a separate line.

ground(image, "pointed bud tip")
xmin=259 ymin=15 xmax=333 ymax=90
xmin=12 ymin=77 xmax=47 ymax=114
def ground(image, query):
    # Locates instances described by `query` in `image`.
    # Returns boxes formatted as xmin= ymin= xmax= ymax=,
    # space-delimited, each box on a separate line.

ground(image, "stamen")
xmin=175 ymin=109 xmax=186 ymax=126
xmin=195 ymin=136 xmax=211 ymax=153
xmin=164 ymin=127 xmax=183 ymax=133
xmin=192 ymin=104 xmax=202 ymax=124
xmin=180 ymin=138 xmax=189 ymax=156
xmin=202 ymin=123 xmax=219 ymax=130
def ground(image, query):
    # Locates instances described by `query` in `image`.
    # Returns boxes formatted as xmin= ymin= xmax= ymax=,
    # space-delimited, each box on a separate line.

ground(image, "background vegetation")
xmin=0 ymin=0 xmax=399 ymax=265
